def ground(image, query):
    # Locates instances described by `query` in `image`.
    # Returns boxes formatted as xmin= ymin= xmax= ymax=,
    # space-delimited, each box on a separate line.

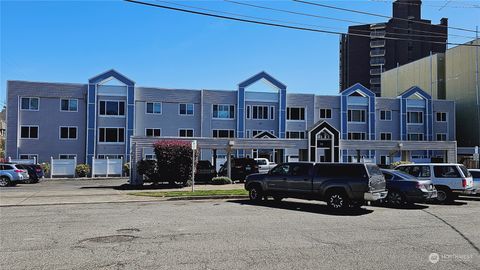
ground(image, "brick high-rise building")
xmin=339 ymin=0 xmax=447 ymax=96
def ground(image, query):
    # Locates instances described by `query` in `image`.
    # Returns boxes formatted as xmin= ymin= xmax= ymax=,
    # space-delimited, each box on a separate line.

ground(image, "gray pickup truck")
xmin=245 ymin=162 xmax=387 ymax=209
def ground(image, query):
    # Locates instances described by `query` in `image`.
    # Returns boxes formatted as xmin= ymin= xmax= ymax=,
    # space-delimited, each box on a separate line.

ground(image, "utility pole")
xmin=475 ymin=26 xmax=479 ymax=155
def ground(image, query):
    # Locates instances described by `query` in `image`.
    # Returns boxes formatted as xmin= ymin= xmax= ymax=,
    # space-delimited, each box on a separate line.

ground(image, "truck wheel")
xmin=326 ymin=191 xmax=348 ymax=210
xmin=0 ymin=176 xmax=11 ymax=187
xmin=248 ymin=185 xmax=263 ymax=202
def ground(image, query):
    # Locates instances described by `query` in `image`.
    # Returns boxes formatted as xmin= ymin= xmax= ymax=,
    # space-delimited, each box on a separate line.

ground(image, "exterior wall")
xmin=6 ymin=81 xmax=87 ymax=163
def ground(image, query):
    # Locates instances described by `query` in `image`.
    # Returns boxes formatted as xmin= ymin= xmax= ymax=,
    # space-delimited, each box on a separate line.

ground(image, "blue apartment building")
xmin=6 ymin=69 xmax=457 ymax=167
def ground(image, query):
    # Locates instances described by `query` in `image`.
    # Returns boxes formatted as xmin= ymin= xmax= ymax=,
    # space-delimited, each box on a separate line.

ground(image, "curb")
xmin=166 ymin=195 xmax=249 ymax=201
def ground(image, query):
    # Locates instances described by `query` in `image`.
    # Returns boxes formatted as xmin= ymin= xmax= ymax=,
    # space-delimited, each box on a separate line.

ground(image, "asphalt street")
xmin=1 ymin=197 xmax=480 ymax=269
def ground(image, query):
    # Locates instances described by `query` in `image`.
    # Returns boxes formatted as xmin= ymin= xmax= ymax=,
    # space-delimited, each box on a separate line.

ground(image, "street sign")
xmin=191 ymin=140 xmax=197 ymax=150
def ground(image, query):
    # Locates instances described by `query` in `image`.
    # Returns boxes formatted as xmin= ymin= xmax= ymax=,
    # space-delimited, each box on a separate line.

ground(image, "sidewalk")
xmin=0 ymin=178 xmax=246 ymax=207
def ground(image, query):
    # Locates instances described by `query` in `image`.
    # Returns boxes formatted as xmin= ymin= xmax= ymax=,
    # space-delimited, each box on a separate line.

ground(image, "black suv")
xmin=245 ymin=162 xmax=387 ymax=210
xmin=195 ymin=160 xmax=217 ymax=183
xmin=14 ymin=164 xmax=43 ymax=184
xmin=219 ymin=158 xmax=259 ymax=181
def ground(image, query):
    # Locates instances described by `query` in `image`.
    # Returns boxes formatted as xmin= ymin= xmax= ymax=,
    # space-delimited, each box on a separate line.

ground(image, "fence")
xmin=50 ymin=157 xmax=77 ymax=178
xmin=7 ymin=157 xmax=37 ymax=164
xmin=92 ymin=157 xmax=123 ymax=177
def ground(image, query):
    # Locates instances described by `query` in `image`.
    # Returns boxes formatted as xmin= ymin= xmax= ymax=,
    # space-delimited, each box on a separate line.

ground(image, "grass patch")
xmin=129 ymin=189 xmax=248 ymax=197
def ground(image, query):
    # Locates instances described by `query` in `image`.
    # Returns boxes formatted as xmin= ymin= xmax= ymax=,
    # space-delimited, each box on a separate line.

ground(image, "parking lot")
xmin=1 ymin=180 xmax=479 ymax=269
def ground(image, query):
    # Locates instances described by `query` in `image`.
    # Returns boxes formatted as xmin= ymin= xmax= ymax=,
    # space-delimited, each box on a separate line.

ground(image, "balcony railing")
xmin=370 ymin=23 xmax=386 ymax=30
xmin=370 ymin=30 xmax=386 ymax=39
xmin=370 ymin=49 xmax=386 ymax=57
xmin=370 ymin=77 xmax=381 ymax=85
xmin=370 ymin=68 xmax=384 ymax=75
xmin=370 ymin=40 xmax=386 ymax=48
xmin=370 ymin=57 xmax=385 ymax=66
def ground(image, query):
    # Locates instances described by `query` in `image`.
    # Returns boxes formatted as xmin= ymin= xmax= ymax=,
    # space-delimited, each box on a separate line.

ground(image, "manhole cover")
xmin=116 ymin=228 xmax=140 ymax=233
xmin=80 ymin=235 xmax=137 ymax=244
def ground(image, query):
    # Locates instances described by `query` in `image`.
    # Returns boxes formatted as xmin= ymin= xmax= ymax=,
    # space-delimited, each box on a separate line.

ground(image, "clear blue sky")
xmin=1 ymin=0 xmax=479 ymax=104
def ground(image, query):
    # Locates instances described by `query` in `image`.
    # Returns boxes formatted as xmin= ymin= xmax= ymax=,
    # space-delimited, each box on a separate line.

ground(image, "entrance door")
xmin=316 ymin=131 xmax=333 ymax=162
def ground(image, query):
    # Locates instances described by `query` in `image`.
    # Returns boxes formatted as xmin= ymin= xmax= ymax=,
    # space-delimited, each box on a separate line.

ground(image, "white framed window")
xmin=20 ymin=125 xmax=39 ymax=139
xmin=246 ymin=130 xmax=251 ymax=138
xmin=380 ymin=110 xmax=392 ymax=120
xmin=144 ymin=154 xmax=156 ymax=160
xmin=380 ymin=156 xmax=390 ymax=165
xmin=213 ymin=104 xmax=235 ymax=119
xmin=20 ymin=97 xmax=39 ymax=111
xmin=99 ymin=100 xmax=125 ymax=116
xmin=380 ymin=132 xmax=392 ymax=141
xmin=19 ymin=154 xmax=38 ymax=160
xmin=347 ymin=109 xmax=366 ymax=123
xmin=145 ymin=128 xmax=161 ymax=137
xmin=59 ymin=154 xmax=76 ymax=159
xmin=97 ymin=154 xmax=124 ymax=159
xmin=252 ymin=105 xmax=269 ymax=120
xmin=246 ymin=106 xmax=251 ymax=119
xmin=212 ymin=129 xmax=234 ymax=138
xmin=270 ymin=106 xmax=275 ymax=120
xmin=319 ymin=108 xmax=332 ymax=119
xmin=59 ymin=126 xmax=77 ymax=140
xmin=179 ymin=129 xmax=194 ymax=137
xmin=287 ymin=107 xmax=305 ymax=121
xmin=179 ymin=103 xmax=194 ymax=115
xmin=286 ymin=131 xmax=305 ymax=139
xmin=146 ymin=102 xmax=162 ymax=114
xmin=407 ymin=111 xmax=423 ymax=124
xmin=98 ymin=128 xmax=125 ymax=143
xmin=436 ymin=112 xmax=447 ymax=122
xmin=408 ymin=133 xmax=424 ymax=141
xmin=60 ymin=99 xmax=78 ymax=112
xmin=348 ymin=132 xmax=366 ymax=140
xmin=436 ymin=133 xmax=447 ymax=141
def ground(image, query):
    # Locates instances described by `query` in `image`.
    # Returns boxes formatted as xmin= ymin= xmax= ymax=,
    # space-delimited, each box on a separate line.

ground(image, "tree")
xmin=153 ymin=140 xmax=197 ymax=186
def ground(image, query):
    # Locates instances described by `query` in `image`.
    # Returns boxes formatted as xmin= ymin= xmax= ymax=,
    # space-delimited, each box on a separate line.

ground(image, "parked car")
xmin=194 ymin=160 xmax=217 ymax=183
xmin=469 ymin=169 xmax=480 ymax=194
xmin=395 ymin=163 xmax=474 ymax=203
xmin=245 ymin=162 xmax=387 ymax=210
xmin=0 ymin=163 xmax=29 ymax=187
xmin=15 ymin=164 xmax=42 ymax=184
xmin=380 ymin=169 xmax=437 ymax=206
xmin=254 ymin=158 xmax=276 ymax=173
xmin=218 ymin=158 xmax=259 ymax=181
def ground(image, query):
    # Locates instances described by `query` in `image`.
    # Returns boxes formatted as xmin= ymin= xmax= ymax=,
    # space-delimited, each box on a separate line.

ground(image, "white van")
xmin=394 ymin=163 xmax=474 ymax=203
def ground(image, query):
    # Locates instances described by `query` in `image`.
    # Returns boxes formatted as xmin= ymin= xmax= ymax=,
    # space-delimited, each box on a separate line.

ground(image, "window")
xmin=319 ymin=108 xmax=332 ymax=119
xmin=436 ymin=112 xmax=447 ymax=122
xmin=179 ymin=103 xmax=194 ymax=115
xmin=59 ymin=154 xmax=76 ymax=159
xmin=21 ymin=97 xmax=39 ymax=111
xmin=179 ymin=129 xmax=194 ymax=137
xmin=436 ymin=133 xmax=447 ymax=141
xmin=286 ymin=131 xmax=305 ymax=139
xmin=433 ymin=166 xmax=460 ymax=178
xmin=380 ymin=132 xmax=392 ymax=141
xmin=287 ymin=107 xmax=305 ymax=120
xmin=348 ymin=132 xmax=366 ymax=140
xmin=145 ymin=154 xmax=156 ymax=160
xmin=251 ymin=105 xmax=269 ymax=120
xmin=408 ymin=133 xmax=424 ymax=141
xmin=99 ymin=128 xmax=125 ymax=143
xmin=60 ymin=99 xmax=78 ymax=112
xmin=19 ymin=154 xmax=38 ymax=160
xmin=145 ymin=128 xmax=161 ymax=137
xmin=270 ymin=106 xmax=275 ymax=120
xmin=146 ymin=102 xmax=162 ymax=114
xmin=213 ymin=129 xmax=234 ymax=138
xmin=97 ymin=154 xmax=124 ymax=159
xmin=270 ymin=164 xmax=290 ymax=176
xmin=99 ymin=101 xmax=125 ymax=116
xmin=59 ymin=126 xmax=77 ymax=140
xmin=399 ymin=166 xmax=431 ymax=178
xmin=380 ymin=110 xmax=392 ymax=120
xmin=407 ymin=111 xmax=423 ymax=124
xmin=347 ymin=109 xmax=366 ymax=122
xmin=20 ymin=126 xmax=38 ymax=139
xmin=213 ymin=104 xmax=235 ymax=119
xmin=246 ymin=106 xmax=251 ymax=119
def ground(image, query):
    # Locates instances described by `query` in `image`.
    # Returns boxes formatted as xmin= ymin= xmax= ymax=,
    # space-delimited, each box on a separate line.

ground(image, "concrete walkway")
xmin=0 ymin=178 xmax=245 ymax=207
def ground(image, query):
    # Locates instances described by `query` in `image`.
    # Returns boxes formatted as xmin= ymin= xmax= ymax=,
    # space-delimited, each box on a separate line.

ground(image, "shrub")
xmin=390 ymin=161 xmax=412 ymax=169
xmin=137 ymin=160 xmax=158 ymax=183
xmin=123 ymin=162 xmax=130 ymax=176
xmin=76 ymin=164 xmax=90 ymax=177
xmin=40 ymin=162 xmax=50 ymax=175
xmin=211 ymin=177 xmax=232 ymax=185
xmin=154 ymin=140 xmax=197 ymax=186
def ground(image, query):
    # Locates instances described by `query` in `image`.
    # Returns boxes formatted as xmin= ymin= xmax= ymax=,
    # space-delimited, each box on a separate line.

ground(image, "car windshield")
xmin=366 ymin=164 xmax=382 ymax=176
xmin=393 ymin=171 xmax=417 ymax=180
xmin=256 ymin=159 xmax=267 ymax=165
xmin=459 ymin=165 xmax=471 ymax=177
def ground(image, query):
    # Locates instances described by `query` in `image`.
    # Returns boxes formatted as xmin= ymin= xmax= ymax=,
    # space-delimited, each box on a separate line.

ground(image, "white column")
xmin=106 ymin=157 xmax=109 ymax=178
xmin=50 ymin=156 xmax=53 ymax=179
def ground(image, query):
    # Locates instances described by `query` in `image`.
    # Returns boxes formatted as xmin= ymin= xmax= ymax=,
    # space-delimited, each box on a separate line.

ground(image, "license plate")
xmin=246 ymin=166 xmax=251 ymax=170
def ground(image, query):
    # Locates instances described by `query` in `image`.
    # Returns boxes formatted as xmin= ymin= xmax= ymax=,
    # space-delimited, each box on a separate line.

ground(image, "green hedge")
xmin=211 ymin=177 xmax=232 ymax=185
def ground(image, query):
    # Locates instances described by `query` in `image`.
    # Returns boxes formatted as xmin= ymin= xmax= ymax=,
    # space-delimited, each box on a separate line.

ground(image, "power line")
xmin=225 ymin=0 xmax=474 ymax=39
xmin=293 ymin=0 xmax=477 ymax=33
xmin=123 ymin=0 xmax=480 ymax=47
xmin=369 ymin=0 xmax=480 ymax=9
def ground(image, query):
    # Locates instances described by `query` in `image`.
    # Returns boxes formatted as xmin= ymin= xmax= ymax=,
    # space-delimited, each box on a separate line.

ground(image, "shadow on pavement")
xmin=369 ymin=202 xmax=430 ymax=210
xmin=456 ymin=196 xmax=480 ymax=202
xmin=227 ymin=199 xmax=373 ymax=216
xmin=80 ymin=183 xmax=214 ymax=191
